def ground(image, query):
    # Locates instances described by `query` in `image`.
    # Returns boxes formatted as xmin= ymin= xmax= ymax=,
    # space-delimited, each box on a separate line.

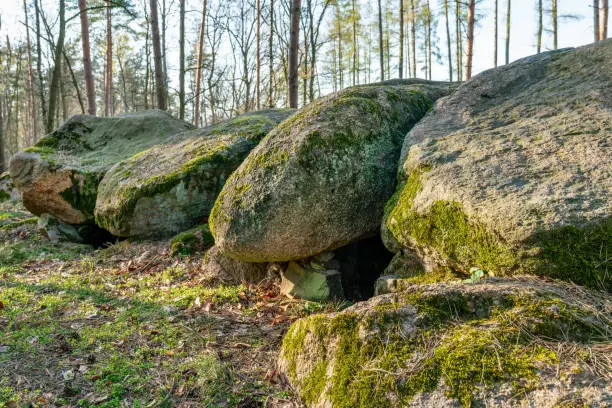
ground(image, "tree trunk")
xmin=150 ymin=0 xmax=167 ymax=110
xmin=465 ymin=0 xmax=475 ymax=81
xmin=144 ymin=10 xmax=150 ymax=109
xmin=78 ymin=0 xmax=96 ymax=116
xmin=552 ymin=0 xmax=558 ymax=49
xmin=64 ymin=52 xmax=85 ymax=114
xmin=494 ymin=0 xmax=498 ymax=67
xmin=23 ymin=0 xmax=37 ymax=143
xmin=427 ymin=0 xmax=432 ymax=80
xmin=444 ymin=0 xmax=453 ymax=80
xmin=161 ymin=0 xmax=168 ymax=102
xmin=269 ymin=0 xmax=275 ymax=107
xmin=456 ymin=0 xmax=463 ymax=80
xmin=105 ymin=0 xmax=113 ymax=116
xmin=377 ymin=0 xmax=384 ymax=81
xmin=399 ymin=0 xmax=404 ymax=79
xmin=288 ymin=0 xmax=301 ymax=108
xmin=179 ymin=0 xmax=185 ymax=119
xmin=352 ymin=0 xmax=358 ymax=85
xmin=256 ymin=0 xmax=261 ymax=110
xmin=46 ymin=0 xmax=66 ymax=133
xmin=34 ymin=0 xmax=47 ymax=127
xmin=595 ymin=0 xmax=601 ymax=41
xmin=537 ymin=0 xmax=543 ymax=52
xmin=194 ymin=0 xmax=207 ymax=126
xmin=601 ymin=0 xmax=609 ymax=40
xmin=411 ymin=0 xmax=416 ymax=77
xmin=505 ymin=0 xmax=511 ymax=64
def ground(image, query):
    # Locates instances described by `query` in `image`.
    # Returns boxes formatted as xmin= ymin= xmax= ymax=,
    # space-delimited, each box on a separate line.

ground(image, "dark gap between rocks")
xmin=334 ymin=234 xmax=394 ymax=301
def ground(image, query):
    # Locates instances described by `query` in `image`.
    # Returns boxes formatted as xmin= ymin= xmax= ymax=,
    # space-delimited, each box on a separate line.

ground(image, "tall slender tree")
xmin=411 ymin=0 xmax=416 ymax=77
xmin=537 ymin=0 xmax=543 ymax=52
xmin=150 ymin=0 xmax=166 ymax=109
xmin=399 ymin=0 xmax=404 ymax=79
xmin=269 ymin=0 xmax=275 ymax=107
xmin=505 ymin=0 xmax=511 ymax=64
xmin=552 ymin=0 xmax=558 ymax=49
xmin=494 ymin=0 xmax=498 ymax=67
xmin=444 ymin=0 xmax=453 ymax=80
xmin=78 ymin=0 xmax=96 ymax=116
xmin=194 ymin=0 xmax=207 ymax=126
xmin=34 ymin=0 xmax=47 ymax=126
xmin=23 ymin=0 xmax=37 ymax=141
xmin=601 ymin=0 xmax=609 ymax=39
xmin=256 ymin=0 xmax=261 ymax=110
xmin=46 ymin=0 xmax=66 ymax=133
xmin=465 ymin=0 xmax=475 ymax=81
xmin=179 ymin=0 xmax=185 ymax=119
xmin=595 ymin=0 xmax=600 ymax=41
xmin=289 ymin=0 xmax=301 ymax=108
xmin=377 ymin=0 xmax=384 ymax=81
xmin=105 ymin=0 xmax=113 ymax=116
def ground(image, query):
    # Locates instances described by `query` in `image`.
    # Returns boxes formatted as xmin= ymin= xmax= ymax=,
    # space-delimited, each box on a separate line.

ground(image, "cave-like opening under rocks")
xmin=334 ymin=234 xmax=394 ymax=301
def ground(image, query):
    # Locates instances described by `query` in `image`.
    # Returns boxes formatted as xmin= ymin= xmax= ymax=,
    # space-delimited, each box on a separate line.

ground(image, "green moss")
xmin=281 ymin=288 xmax=607 ymax=407
xmin=58 ymin=170 xmax=102 ymax=220
xmin=385 ymin=165 xmax=610 ymax=290
xmin=433 ymin=327 xmax=556 ymax=407
xmin=0 ymin=190 xmax=10 ymax=202
xmin=301 ymin=359 xmax=328 ymax=405
xmin=169 ymin=224 xmax=215 ymax=257
xmin=529 ymin=219 xmax=611 ymax=290
xmin=386 ymin=167 xmax=518 ymax=276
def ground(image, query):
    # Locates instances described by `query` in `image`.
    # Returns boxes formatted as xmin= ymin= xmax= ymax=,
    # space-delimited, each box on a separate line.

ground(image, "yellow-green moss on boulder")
xmin=210 ymin=80 xmax=453 ymax=262
xmin=95 ymin=109 xmax=294 ymax=238
xmin=9 ymin=110 xmax=194 ymax=226
xmin=278 ymin=278 xmax=611 ymax=407
xmin=383 ymin=40 xmax=612 ymax=290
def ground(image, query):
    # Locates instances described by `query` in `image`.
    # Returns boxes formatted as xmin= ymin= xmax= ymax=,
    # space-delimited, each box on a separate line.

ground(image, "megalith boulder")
xmin=383 ymin=40 xmax=612 ymax=290
xmin=95 ymin=109 xmax=294 ymax=237
xmin=9 ymin=110 xmax=194 ymax=226
xmin=210 ymin=80 xmax=453 ymax=262
xmin=278 ymin=278 xmax=611 ymax=407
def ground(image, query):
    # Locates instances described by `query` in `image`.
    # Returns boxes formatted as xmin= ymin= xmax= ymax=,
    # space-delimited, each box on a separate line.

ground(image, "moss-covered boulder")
xmin=383 ymin=40 xmax=612 ymax=290
xmin=94 ymin=109 xmax=294 ymax=238
xmin=210 ymin=80 xmax=453 ymax=262
xmin=278 ymin=278 xmax=611 ymax=407
xmin=9 ymin=110 xmax=194 ymax=226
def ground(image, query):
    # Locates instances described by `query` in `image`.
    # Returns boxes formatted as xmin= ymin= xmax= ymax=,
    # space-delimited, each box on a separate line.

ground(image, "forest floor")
xmin=0 ymin=198 xmax=342 ymax=408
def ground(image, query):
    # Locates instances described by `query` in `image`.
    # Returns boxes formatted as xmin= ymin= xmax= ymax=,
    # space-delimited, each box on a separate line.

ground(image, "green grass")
xmin=0 ymin=198 xmax=333 ymax=407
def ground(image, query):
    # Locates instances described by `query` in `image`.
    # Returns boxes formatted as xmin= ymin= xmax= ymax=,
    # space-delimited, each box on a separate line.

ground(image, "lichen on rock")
xmin=383 ymin=40 xmax=612 ymax=290
xmin=278 ymin=278 xmax=611 ymax=407
xmin=9 ymin=110 xmax=194 ymax=226
xmin=210 ymin=80 xmax=454 ymax=262
xmin=95 ymin=109 xmax=294 ymax=238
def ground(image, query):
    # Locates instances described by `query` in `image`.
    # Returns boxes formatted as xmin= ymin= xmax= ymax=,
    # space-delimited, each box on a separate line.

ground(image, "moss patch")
xmin=169 ymin=224 xmax=215 ymax=257
xmin=280 ymin=282 xmax=609 ymax=407
xmin=384 ymin=167 xmax=610 ymax=290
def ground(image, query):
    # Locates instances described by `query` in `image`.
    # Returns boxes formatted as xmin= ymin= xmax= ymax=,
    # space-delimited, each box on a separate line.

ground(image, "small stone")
xmin=280 ymin=261 xmax=344 ymax=301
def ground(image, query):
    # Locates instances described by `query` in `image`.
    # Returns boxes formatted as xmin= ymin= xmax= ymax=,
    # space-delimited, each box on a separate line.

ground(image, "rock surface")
xmin=278 ymin=278 xmax=611 ymax=407
xmin=0 ymin=172 xmax=19 ymax=202
xmin=9 ymin=110 xmax=193 ymax=225
xmin=210 ymin=80 xmax=453 ymax=262
xmin=383 ymin=41 xmax=612 ymax=290
xmin=202 ymin=246 xmax=268 ymax=283
xmin=95 ymin=109 xmax=294 ymax=237
xmin=280 ymin=261 xmax=344 ymax=301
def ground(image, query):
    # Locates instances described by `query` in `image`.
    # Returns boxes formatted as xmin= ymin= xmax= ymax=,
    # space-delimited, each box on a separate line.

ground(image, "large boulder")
xmin=95 ymin=109 xmax=294 ymax=237
xmin=9 ymin=110 xmax=193 ymax=225
xmin=383 ymin=41 xmax=612 ymax=290
xmin=210 ymin=80 xmax=453 ymax=262
xmin=278 ymin=278 xmax=611 ymax=407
